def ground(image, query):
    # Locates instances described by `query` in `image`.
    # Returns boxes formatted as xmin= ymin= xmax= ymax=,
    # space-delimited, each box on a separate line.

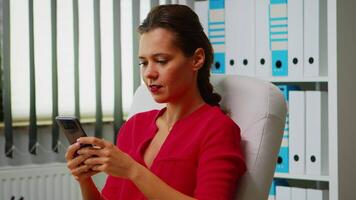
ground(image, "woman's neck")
xmin=164 ymin=93 xmax=205 ymax=128
xmin=161 ymin=77 xmax=206 ymax=126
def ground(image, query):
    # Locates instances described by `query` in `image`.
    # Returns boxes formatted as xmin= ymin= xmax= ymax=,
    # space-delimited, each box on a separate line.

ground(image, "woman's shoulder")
xmin=204 ymin=105 xmax=239 ymax=127
xmin=186 ymin=104 xmax=241 ymax=139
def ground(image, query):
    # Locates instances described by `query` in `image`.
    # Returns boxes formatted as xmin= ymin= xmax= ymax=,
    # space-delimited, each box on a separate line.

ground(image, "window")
xmin=0 ymin=0 xmax=155 ymax=124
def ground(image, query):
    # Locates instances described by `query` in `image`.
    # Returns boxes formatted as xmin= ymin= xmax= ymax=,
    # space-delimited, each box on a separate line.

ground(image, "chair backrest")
xmin=128 ymin=75 xmax=287 ymax=200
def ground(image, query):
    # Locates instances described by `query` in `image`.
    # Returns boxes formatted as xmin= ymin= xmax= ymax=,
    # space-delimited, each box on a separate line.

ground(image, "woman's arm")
xmin=77 ymin=137 xmax=196 ymax=200
xmin=78 ymin=177 xmax=103 ymax=200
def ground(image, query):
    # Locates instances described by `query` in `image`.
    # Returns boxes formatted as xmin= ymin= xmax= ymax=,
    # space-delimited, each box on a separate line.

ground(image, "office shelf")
xmin=212 ymin=74 xmax=329 ymax=83
xmin=274 ymin=173 xmax=329 ymax=182
xmin=265 ymin=76 xmax=329 ymax=83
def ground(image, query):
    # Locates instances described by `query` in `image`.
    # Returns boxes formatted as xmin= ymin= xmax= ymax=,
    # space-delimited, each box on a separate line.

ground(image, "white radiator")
xmin=0 ymin=163 xmax=82 ymax=200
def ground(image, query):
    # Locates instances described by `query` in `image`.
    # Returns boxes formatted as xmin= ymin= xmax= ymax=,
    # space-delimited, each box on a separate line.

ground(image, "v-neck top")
xmin=101 ymin=104 xmax=246 ymax=200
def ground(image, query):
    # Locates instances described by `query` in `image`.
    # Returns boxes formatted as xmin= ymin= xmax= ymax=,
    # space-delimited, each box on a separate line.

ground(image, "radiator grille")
xmin=0 ymin=163 xmax=81 ymax=200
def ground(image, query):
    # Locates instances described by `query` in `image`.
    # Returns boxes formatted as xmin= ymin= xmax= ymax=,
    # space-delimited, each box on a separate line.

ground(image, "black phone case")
xmin=55 ymin=116 xmax=88 ymax=145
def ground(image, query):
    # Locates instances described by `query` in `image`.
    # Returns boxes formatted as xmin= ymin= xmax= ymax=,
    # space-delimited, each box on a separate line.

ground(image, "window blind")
xmin=1 ymin=0 xmax=165 ymax=156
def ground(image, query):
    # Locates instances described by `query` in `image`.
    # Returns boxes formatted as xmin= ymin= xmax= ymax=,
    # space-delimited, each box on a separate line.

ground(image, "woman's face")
xmin=138 ymin=28 xmax=201 ymax=104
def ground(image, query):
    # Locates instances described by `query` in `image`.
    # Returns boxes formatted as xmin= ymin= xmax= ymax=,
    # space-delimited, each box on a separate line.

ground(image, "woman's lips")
xmin=149 ymin=85 xmax=162 ymax=93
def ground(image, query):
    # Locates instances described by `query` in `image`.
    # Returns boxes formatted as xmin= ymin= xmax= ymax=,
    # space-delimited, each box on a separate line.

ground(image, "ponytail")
xmin=197 ymin=68 xmax=221 ymax=106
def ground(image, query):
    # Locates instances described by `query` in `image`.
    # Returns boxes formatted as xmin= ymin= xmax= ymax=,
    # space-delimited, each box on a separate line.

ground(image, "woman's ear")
xmin=192 ymin=48 xmax=205 ymax=71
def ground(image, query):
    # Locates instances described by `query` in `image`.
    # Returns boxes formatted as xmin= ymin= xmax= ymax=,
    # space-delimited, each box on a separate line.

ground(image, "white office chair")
xmin=128 ymin=75 xmax=287 ymax=200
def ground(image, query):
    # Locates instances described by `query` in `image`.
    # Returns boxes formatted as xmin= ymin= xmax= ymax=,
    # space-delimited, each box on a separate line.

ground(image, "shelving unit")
xmin=270 ymin=0 xmax=356 ymax=199
xmin=209 ymin=0 xmax=356 ymax=199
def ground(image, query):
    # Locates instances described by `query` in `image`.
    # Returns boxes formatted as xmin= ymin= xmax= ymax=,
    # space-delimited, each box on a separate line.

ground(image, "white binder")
xmin=307 ymin=189 xmax=329 ymax=200
xmin=291 ymin=187 xmax=307 ymax=200
xmin=289 ymin=91 xmax=306 ymax=175
xmin=303 ymin=0 xmax=327 ymax=76
xmin=225 ymin=0 xmax=238 ymax=74
xmin=276 ymin=186 xmax=291 ymax=200
xmin=288 ymin=0 xmax=304 ymax=77
xmin=236 ymin=0 xmax=255 ymax=76
xmin=194 ymin=0 xmax=208 ymax=35
xmin=305 ymin=91 xmax=328 ymax=175
xmin=255 ymin=0 xmax=271 ymax=77
xmin=225 ymin=0 xmax=255 ymax=75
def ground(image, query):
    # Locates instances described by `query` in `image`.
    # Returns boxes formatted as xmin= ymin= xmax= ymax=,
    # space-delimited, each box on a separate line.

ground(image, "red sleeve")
xmin=194 ymin=120 xmax=246 ymax=200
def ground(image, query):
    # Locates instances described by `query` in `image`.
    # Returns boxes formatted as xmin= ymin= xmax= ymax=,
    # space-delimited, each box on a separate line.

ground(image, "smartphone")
xmin=55 ymin=116 xmax=92 ymax=148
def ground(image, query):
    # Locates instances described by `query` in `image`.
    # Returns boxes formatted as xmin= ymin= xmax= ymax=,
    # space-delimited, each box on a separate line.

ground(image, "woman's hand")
xmin=76 ymin=137 xmax=138 ymax=180
xmin=65 ymin=142 xmax=99 ymax=182
xmin=76 ymin=137 xmax=196 ymax=200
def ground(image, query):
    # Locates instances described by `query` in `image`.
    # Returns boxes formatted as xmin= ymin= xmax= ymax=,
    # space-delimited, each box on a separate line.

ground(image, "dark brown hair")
xmin=138 ymin=4 xmax=221 ymax=106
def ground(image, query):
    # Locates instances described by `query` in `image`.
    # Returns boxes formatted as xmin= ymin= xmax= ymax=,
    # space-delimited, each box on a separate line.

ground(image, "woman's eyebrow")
xmin=139 ymin=53 xmax=171 ymax=59
xmin=153 ymin=53 xmax=172 ymax=58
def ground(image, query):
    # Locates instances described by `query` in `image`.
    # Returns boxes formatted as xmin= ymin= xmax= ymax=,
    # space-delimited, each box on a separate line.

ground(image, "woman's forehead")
xmin=138 ymin=28 xmax=180 ymax=56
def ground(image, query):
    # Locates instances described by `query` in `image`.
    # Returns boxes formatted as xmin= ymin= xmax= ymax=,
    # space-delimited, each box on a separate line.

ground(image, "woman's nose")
xmin=143 ymin=64 xmax=158 ymax=79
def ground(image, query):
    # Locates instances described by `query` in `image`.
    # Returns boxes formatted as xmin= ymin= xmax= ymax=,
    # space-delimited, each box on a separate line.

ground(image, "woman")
xmin=66 ymin=5 xmax=246 ymax=200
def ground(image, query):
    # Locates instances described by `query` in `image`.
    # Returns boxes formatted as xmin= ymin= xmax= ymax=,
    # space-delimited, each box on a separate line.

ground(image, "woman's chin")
xmin=152 ymin=96 xmax=167 ymax=104
xmin=153 ymin=98 xmax=167 ymax=104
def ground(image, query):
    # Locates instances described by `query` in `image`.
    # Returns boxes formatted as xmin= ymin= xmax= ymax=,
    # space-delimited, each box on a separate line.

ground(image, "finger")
xmin=67 ymin=154 xmax=92 ymax=170
xmin=78 ymin=144 xmax=120 ymax=158
xmin=73 ymin=168 xmax=99 ymax=182
xmin=76 ymin=170 xmax=99 ymax=181
xmin=77 ymin=147 xmax=105 ymax=157
xmin=83 ymin=156 xmax=109 ymax=166
xmin=77 ymin=137 xmax=108 ymax=149
xmin=91 ymin=165 xmax=104 ymax=172
xmin=83 ymin=170 xmax=99 ymax=178
xmin=80 ymin=145 xmax=102 ymax=152
xmin=71 ymin=164 xmax=92 ymax=176
xmin=91 ymin=164 xmax=107 ymax=172
xmin=65 ymin=142 xmax=81 ymax=161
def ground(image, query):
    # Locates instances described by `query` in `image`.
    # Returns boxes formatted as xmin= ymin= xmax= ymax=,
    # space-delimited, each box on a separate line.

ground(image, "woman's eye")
xmin=157 ymin=60 xmax=167 ymax=64
xmin=139 ymin=61 xmax=147 ymax=67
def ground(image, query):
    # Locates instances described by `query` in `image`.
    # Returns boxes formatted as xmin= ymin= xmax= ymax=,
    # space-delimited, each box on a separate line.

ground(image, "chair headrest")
xmin=212 ymin=75 xmax=287 ymax=133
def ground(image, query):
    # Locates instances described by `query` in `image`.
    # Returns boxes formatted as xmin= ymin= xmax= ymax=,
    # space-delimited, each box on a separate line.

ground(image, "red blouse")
xmin=101 ymin=104 xmax=246 ymax=200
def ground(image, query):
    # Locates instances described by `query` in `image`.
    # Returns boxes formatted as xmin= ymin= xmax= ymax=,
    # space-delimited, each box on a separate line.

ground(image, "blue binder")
xmin=209 ymin=0 xmax=225 ymax=74
xmin=269 ymin=179 xmax=289 ymax=199
xmin=276 ymin=85 xmax=300 ymax=173
xmin=268 ymin=179 xmax=276 ymax=200
xmin=269 ymin=0 xmax=288 ymax=76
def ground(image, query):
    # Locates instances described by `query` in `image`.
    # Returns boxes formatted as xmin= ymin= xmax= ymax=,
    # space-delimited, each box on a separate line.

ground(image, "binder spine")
xmin=287 ymin=0 xmax=304 ymax=77
xmin=269 ymin=0 xmax=288 ymax=76
xmin=277 ymin=130 xmax=289 ymax=173
xmin=268 ymin=180 xmax=276 ymax=200
xmin=209 ymin=0 xmax=225 ymax=74
xmin=276 ymin=85 xmax=300 ymax=173
xmin=255 ymin=0 xmax=271 ymax=77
